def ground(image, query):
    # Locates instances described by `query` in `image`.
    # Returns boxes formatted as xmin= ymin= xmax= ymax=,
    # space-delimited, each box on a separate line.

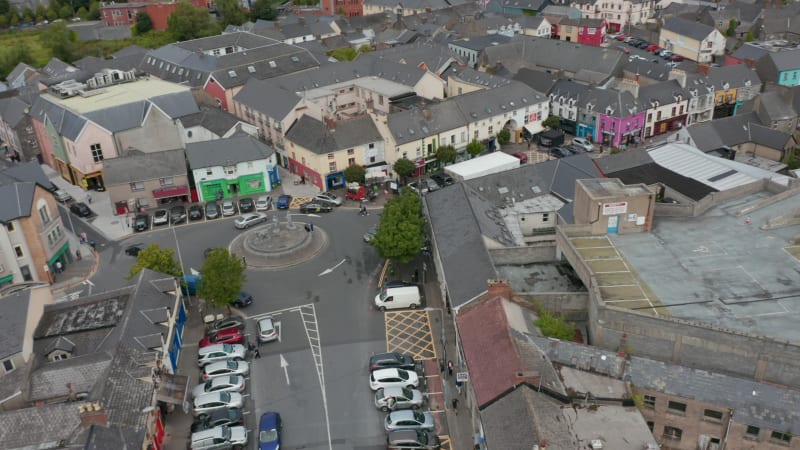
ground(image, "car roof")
xmin=258 ymin=317 xmax=274 ymax=327
xmin=260 ymin=411 xmax=280 ymax=429
xmin=373 ymin=368 xmax=404 ymax=377
xmin=194 ymin=391 xmax=228 ymax=404
xmin=388 ymin=409 xmax=417 ymax=419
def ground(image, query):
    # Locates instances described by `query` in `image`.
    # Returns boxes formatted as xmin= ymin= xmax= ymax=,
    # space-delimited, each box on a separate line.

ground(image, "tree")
xmin=46 ymin=8 xmax=57 ymax=21
xmin=343 ymin=164 xmax=366 ymax=183
xmin=21 ymin=6 xmax=33 ymax=21
xmin=40 ymin=22 xmax=77 ymax=62
xmin=327 ymin=47 xmax=357 ymax=61
xmin=726 ymin=18 xmax=737 ymax=37
xmin=167 ymin=2 xmax=218 ymax=41
xmin=134 ymin=12 xmax=153 ymax=34
xmin=197 ymin=248 xmax=246 ymax=308
xmin=217 ymin=0 xmax=247 ymax=27
xmin=0 ymin=44 xmax=33 ymax=80
xmin=34 ymin=5 xmax=47 ymax=20
xmin=358 ymin=44 xmax=373 ymax=53
xmin=435 ymin=145 xmax=456 ymax=165
xmin=370 ymin=190 xmax=425 ymax=263
xmin=58 ymin=4 xmax=72 ymax=19
xmin=250 ymin=0 xmax=276 ymax=21
xmin=393 ymin=158 xmax=416 ymax=183
xmin=745 ymin=31 xmax=754 ymax=42
xmin=127 ymin=244 xmax=183 ymax=279
xmin=9 ymin=11 xmax=18 ymax=26
xmin=466 ymin=139 xmax=483 ymax=158
xmin=496 ymin=128 xmax=511 ymax=145
xmin=542 ymin=115 xmax=561 ymax=130
xmin=86 ymin=0 xmax=100 ymax=20
xmin=75 ymin=6 xmax=88 ymax=20
xmin=0 ymin=14 xmax=7 ymax=28
xmin=0 ymin=0 xmax=10 ymax=15
xmin=534 ymin=309 xmax=575 ymax=340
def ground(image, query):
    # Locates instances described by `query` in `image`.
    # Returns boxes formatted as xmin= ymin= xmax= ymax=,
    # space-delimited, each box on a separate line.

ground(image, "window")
xmin=328 ymin=153 xmax=335 ymax=160
xmin=329 ymin=162 xmax=337 ymax=172
xmin=6 ymin=222 xmax=14 ymax=232
xmin=667 ymin=400 xmax=687 ymax=415
xmin=541 ymin=213 xmax=550 ymax=222
xmin=14 ymin=246 xmax=23 ymax=258
xmin=656 ymin=111 xmax=662 ymax=121
xmin=347 ymin=149 xmax=355 ymax=155
xmin=488 ymin=125 xmax=494 ymax=135
xmin=38 ymin=205 xmax=50 ymax=224
xmin=663 ymin=426 xmax=683 ymax=441
xmin=704 ymin=409 xmax=723 ymax=422
xmin=451 ymin=135 xmax=455 ymax=144
xmin=369 ymin=143 xmax=375 ymax=149
xmin=90 ymin=143 xmax=103 ymax=162
xmin=206 ymin=169 xmax=212 ymax=176
xmin=159 ymin=177 xmax=174 ymax=186
xmin=671 ymin=107 xmax=676 ymax=116
xmin=646 ymin=421 xmax=654 ymax=432
xmin=474 ymin=130 xmax=479 ymax=139
xmin=130 ymin=182 xmax=144 ymax=192
xmin=225 ymin=166 xmax=235 ymax=175
xmin=745 ymin=425 xmax=760 ymax=439
xmin=2 ymin=359 xmax=14 ymax=373
xmin=771 ymin=431 xmax=792 ymax=444
xmin=379 ymin=95 xmax=384 ymax=105
xmin=643 ymin=395 xmax=656 ymax=408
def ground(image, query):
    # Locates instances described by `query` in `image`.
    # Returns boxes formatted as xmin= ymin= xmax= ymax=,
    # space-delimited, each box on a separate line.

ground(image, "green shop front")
xmin=199 ymin=167 xmax=280 ymax=201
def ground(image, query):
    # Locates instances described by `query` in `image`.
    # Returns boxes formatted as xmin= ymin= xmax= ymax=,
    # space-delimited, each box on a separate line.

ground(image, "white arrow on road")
xmin=280 ymin=354 xmax=290 ymax=385
xmin=318 ymin=258 xmax=347 ymax=277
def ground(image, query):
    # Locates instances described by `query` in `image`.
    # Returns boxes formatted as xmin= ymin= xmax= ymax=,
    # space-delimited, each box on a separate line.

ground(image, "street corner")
xmin=384 ymin=310 xmax=436 ymax=360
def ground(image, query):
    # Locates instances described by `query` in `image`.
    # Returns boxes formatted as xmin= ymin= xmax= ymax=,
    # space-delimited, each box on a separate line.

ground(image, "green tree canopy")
xmin=198 ymin=248 xmax=247 ymax=308
xmin=327 ymin=47 xmax=357 ymax=61
xmin=217 ymin=0 xmax=247 ymax=27
xmin=466 ymin=139 xmax=483 ymax=158
xmin=0 ymin=44 xmax=34 ymax=80
xmin=393 ymin=158 xmax=416 ymax=182
xmin=167 ymin=2 xmax=219 ymax=41
xmin=75 ymin=6 xmax=88 ymax=20
xmin=250 ymin=0 xmax=276 ymax=21
xmin=496 ymin=128 xmax=511 ymax=145
xmin=134 ymin=11 xmax=153 ymax=34
xmin=726 ymin=18 xmax=737 ymax=37
xmin=58 ymin=4 xmax=72 ymax=19
xmin=0 ymin=0 xmax=11 ymax=15
xmin=542 ymin=115 xmax=560 ymax=129
xmin=343 ymin=164 xmax=366 ymax=183
xmin=534 ymin=309 xmax=575 ymax=340
xmin=435 ymin=145 xmax=456 ymax=165
xmin=370 ymin=190 xmax=425 ymax=263
xmin=86 ymin=0 xmax=100 ymax=20
xmin=40 ymin=22 xmax=77 ymax=62
xmin=46 ymin=8 xmax=58 ymax=21
xmin=34 ymin=5 xmax=47 ymax=19
xmin=127 ymin=244 xmax=183 ymax=279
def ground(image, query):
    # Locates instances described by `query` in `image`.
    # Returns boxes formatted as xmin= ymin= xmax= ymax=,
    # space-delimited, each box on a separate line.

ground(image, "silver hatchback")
xmin=375 ymin=387 xmax=424 ymax=411
xmin=384 ymin=410 xmax=435 ymax=433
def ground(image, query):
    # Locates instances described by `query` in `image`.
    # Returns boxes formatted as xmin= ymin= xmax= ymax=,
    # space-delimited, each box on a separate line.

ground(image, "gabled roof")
xmin=103 ymin=148 xmax=187 ymax=186
xmin=449 ymin=34 xmax=512 ymax=51
xmin=233 ymin=78 xmax=301 ymax=120
xmin=28 ymin=352 xmax=112 ymax=403
xmin=706 ymin=63 xmax=762 ymax=90
xmin=179 ymin=107 xmax=246 ymax=138
xmin=582 ymin=86 xmax=642 ymax=118
xmin=767 ymin=47 xmax=800 ymax=72
xmin=443 ymin=66 xmax=512 ymax=88
xmin=0 ymin=289 xmax=32 ymax=359
xmin=284 ymin=115 xmax=382 ymax=155
xmin=388 ymin=101 xmax=466 ymax=145
xmin=186 ymin=134 xmax=276 ymax=169
xmin=637 ymin=79 xmax=687 ymax=105
xmin=684 ymin=111 xmax=791 ymax=151
xmin=452 ymin=80 xmax=546 ymax=123
xmin=0 ymin=402 xmax=86 ymax=449
xmin=99 ymin=344 xmax=154 ymax=433
xmin=359 ymin=43 xmax=459 ymax=76
xmin=0 ymin=182 xmax=36 ymax=225
xmin=0 ymin=160 xmax=54 ymax=190
xmin=513 ymin=68 xmax=558 ymax=94
xmin=662 ymin=16 xmax=718 ymax=41
xmin=0 ymin=96 xmax=31 ymax=128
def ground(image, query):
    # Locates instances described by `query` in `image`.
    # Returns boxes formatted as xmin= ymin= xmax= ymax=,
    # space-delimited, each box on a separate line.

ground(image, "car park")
xmin=257 ymin=316 xmax=278 ymax=343
xmin=550 ymin=147 xmax=574 ymax=158
xmin=222 ymin=200 xmax=237 ymax=216
xmin=170 ymin=205 xmax=186 ymax=224
xmin=197 ymin=343 xmax=247 ymax=368
xmin=133 ymin=214 xmax=149 ymax=232
xmin=384 ymin=410 xmax=435 ymax=432
xmin=192 ymin=375 xmax=246 ymax=398
xmin=125 ymin=243 xmax=146 ymax=256
xmin=152 ymin=209 xmax=169 ymax=226
xmin=258 ymin=411 xmax=282 ymax=450
xmin=387 ymin=429 xmax=441 ymax=449
xmin=374 ymin=387 xmax=424 ymax=411
xmin=430 ymin=173 xmax=454 ymax=186
xmin=276 ymin=195 xmax=292 ymax=210
xmin=200 ymin=328 xmax=246 ymax=348
xmin=571 ymin=137 xmax=595 ymax=152
xmin=53 ymin=189 xmax=72 ymax=203
xmin=299 ymin=202 xmax=333 ymax=213
xmin=369 ymin=368 xmax=419 ymax=390
xmin=70 ymin=202 xmax=92 ymax=217
xmin=231 ymin=291 xmax=253 ymax=308
xmin=193 ymin=391 xmax=244 ymax=417
xmin=670 ymin=54 xmax=684 ymax=62
xmin=202 ymin=360 xmax=250 ymax=380
xmin=363 ymin=226 xmax=377 ymax=243
xmin=191 ymin=408 xmax=245 ymax=432
xmin=205 ymin=201 xmax=220 ymax=219
xmin=206 ymin=316 xmax=246 ymax=333
xmin=314 ymin=192 xmax=342 ymax=206
xmin=190 ymin=424 xmax=248 ymax=450
xmin=512 ymin=151 xmax=528 ymax=163
xmin=189 ymin=204 xmax=204 ymax=221
xmin=235 ymin=213 xmax=267 ymax=229
xmin=369 ymin=352 xmax=417 ymax=372
xmin=255 ymin=195 xmax=273 ymax=211
xmin=238 ymin=197 xmax=255 ymax=213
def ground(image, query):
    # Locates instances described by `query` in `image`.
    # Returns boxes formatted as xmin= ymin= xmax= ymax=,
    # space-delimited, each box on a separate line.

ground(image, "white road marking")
xmin=299 ymin=304 xmax=332 ymax=450
xmin=279 ymin=354 xmax=290 ymax=385
xmin=319 ymin=258 xmax=347 ymax=277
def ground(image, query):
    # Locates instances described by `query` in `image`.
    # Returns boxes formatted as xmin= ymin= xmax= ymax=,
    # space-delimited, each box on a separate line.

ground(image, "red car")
xmin=200 ymin=328 xmax=246 ymax=348
xmin=512 ymin=151 xmax=528 ymax=164
xmin=646 ymin=44 xmax=660 ymax=52
xmin=615 ymin=34 xmax=627 ymax=41
xmin=670 ymin=55 xmax=684 ymax=62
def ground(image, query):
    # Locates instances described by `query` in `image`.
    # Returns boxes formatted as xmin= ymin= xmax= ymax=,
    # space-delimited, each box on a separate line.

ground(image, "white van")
xmin=374 ymin=286 xmax=422 ymax=311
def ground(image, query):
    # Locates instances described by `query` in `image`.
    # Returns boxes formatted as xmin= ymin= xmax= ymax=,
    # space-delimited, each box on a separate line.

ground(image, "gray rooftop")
xmin=443 ymin=66 xmax=513 ymax=89
xmin=685 ymin=111 xmax=791 ymax=151
xmin=284 ymin=115 xmax=383 ymax=155
xmin=662 ymin=16 xmax=718 ymax=41
xmin=100 ymin=344 xmax=155 ymax=432
xmin=767 ymin=47 xmax=800 ymax=72
xmin=388 ymin=101 xmax=466 ymax=145
xmin=233 ymin=78 xmax=301 ymax=120
xmin=186 ymin=134 xmax=276 ymax=168
xmin=0 ymin=289 xmax=31 ymax=360
xmin=637 ymin=79 xmax=688 ymax=105
xmin=449 ymin=34 xmax=512 ymax=52
xmin=28 ymin=352 xmax=112 ymax=403
xmin=0 ymin=401 xmax=86 ymax=449
xmin=179 ymin=107 xmax=246 ymax=138
xmin=103 ymin=149 xmax=187 ymax=186
xmin=0 ymin=182 xmax=36 ymax=225
xmin=452 ymin=80 xmax=546 ymax=123
xmin=706 ymin=63 xmax=762 ymax=90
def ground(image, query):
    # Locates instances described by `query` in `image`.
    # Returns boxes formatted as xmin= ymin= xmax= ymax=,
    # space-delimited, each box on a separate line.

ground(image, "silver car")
xmin=197 ymin=344 xmax=247 ymax=368
xmin=255 ymin=195 xmax=273 ymax=211
xmin=314 ymin=192 xmax=342 ymax=206
xmin=222 ymin=200 xmax=237 ymax=216
xmin=257 ymin=317 xmax=278 ymax=343
xmin=234 ymin=213 xmax=266 ymax=229
xmin=193 ymin=391 xmax=244 ymax=417
xmin=202 ymin=360 xmax=250 ymax=380
xmin=384 ymin=410 xmax=435 ymax=432
xmin=192 ymin=375 xmax=246 ymax=398
xmin=375 ymin=387 xmax=424 ymax=411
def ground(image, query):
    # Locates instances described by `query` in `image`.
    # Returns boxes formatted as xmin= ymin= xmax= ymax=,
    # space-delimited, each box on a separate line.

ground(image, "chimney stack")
xmin=79 ymin=402 xmax=108 ymax=428
xmin=487 ymin=279 xmax=512 ymax=299
xmin=515 ymin=370 xmax=541 ymax=386
xmin=326 ymin=117 xmax=336 ymax=131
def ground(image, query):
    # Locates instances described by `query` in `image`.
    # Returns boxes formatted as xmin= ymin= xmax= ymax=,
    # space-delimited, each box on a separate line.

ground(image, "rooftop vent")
xmin=248 ymin=66 xmax=256 ymax=73
xmin=228 ymin=70 xmax=237 ymax=77
xmin=269 ymin=61 xmax=277 ymax=68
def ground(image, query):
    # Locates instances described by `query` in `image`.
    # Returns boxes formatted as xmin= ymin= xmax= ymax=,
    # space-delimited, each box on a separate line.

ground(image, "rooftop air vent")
xmin=269 ymin=61 xmax=277 ymax=68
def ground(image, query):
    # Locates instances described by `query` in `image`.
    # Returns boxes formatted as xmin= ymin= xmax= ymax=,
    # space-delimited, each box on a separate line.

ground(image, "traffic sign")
xmin=456 ymin=372 xmax=469 ymax=382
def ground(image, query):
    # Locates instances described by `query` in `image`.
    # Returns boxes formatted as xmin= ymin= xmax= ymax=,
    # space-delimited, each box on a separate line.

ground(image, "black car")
xmin=69 ymin=202 xmax=92 ymax=217
xmin=133 ymin=214 xmax=149 ymax=232
xmin=231 ymin=291 xmax=253 ymax=308
xmin=205 ymin=201 xmax=220 ymax=219
xmin=170 ymin=205 xmax=186 ymax=224
xmin=369 ymin=352 xmax=417 ymax=372
xmin=549 ymin=147 xmax=574 ymax=158
xmin=430 ymin=173 xmax=454 ymax=186
xmin=636 ymin=41 xmax=650 ymax=49
xmin=125 ymin=243 xmax=145 ymax=256
xmin=563 ymin=144 xmax=586 ymax=154
xmin=299 ymin=202 xmax=333 ymax=213
xmin=238 ymin=197 xmax=255 ymax=213
xmin=188 ymin=204 xmax=204 ymax=221
xmin=190 ymin=408 xmax=244 ymax=433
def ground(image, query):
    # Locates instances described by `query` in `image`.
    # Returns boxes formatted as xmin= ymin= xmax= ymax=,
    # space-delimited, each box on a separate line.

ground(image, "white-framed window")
xmin=159 ymin=177 xmax=174 ymax=186
xmin=38 ymin=204 xmax=51 ymax=224
xmin=90 ymin=143 xmax=103 ymax=162
xmin=329 ymin=161 xmax=337 ymax=172
xmin=130 ymin=182 xmax=144 ymax=192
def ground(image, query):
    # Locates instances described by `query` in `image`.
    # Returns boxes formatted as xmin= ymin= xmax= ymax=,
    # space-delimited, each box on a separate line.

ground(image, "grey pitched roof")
xmin=582 ymin=86 xmax=642 ymax=118
xmin=28 ymin=352 xmax=112 ymax=402
xmin=359 ymin=42 xmax=459 ymax=76
xmin=179 ymin=107 xmax=245 ymax=137
xmin=452 ymin=80 xmax=546 ymax=123
xmin=0 ymin=182 xmax=36 ymax=225
xmin=706 ymin=63 xmax=762 ymax=90
xmin=44 ymin=335 xmax=76 ymax=354
xmin=388 ymin=101 xmax=466 ymax=145
xmin=513 ymin=68 xmax=558 ymax=94
xmin=233 ymin=78 xmax=301 ymax=120
xmin=637 ymin=79 xmax=688 ymax=105
xmin=0 ymin=96 xmax=31 ymax=128
xmin=100 ymin=344 xmax=154 ymax=432
xmin=186 ymin=134 xmax=276 ymax=168
xmin=6 ymin=62 xmax=37 ymax=86
xmin=209 ymin=44 xmax=320 ymax=89
xmin=60 ymin=109 xmax=87 ymax=140
xmin=549 ymin=79 xmax=590 ymax=100
xmin=83 ymin=102 xmax=146 ymax=133
xmin=284 ymin=115 xmax=383 ymax=155
xmin=730 ymin=42 xmax=768 ymax=62
xmin=363 ymin=0 xmax=459 ymax=10
xmin=450 ymin=34 xmax=512 ymax=51
xmin=103 ymin=149 xmax=187 ymax=186
xmin=663 ymin=16 xmax=717 ymax=41
xmin=148 ymin=91 xmax=202 ymax=118
xmin=0 ymin=289 xmax=31 ymax=359
xmin=0 ymin=401 xmax=85 ymax=449
xmin=0 ymin=160 xmax=54 ymax=190
xmin=686 ymin=111 xmax=790 ymax=151
xmin=768 ymin=48 xmax=800 ymax=72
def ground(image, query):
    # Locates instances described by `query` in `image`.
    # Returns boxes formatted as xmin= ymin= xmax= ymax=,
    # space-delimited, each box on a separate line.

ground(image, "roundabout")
xmin=228 ymin=216 xmax=329 ymax=270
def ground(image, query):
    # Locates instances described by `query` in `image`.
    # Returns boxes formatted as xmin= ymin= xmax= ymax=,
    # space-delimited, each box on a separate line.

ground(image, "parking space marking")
xmin=384 ymin=310 xmax=437 ymax=360
xmin=438 ymin=436 xmax=452 ymax=450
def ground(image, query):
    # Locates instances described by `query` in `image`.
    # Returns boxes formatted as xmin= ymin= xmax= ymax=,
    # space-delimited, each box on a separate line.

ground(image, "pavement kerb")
xmin=51 ymin=248 xmax=101 ymax=296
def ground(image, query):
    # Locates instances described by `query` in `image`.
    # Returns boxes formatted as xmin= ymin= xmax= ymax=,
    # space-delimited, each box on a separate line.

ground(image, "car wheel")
xmin=381 ymin=406 xmax=389 ymax=412
xmin=412 ymin=404 xmax=420 ymax=410
xmin=410 ymin=303 xmax=418 ymax=309
xmin=379 ymin=306 xmax=386 ymax=312
xmin=197 ymin=413 xmax=208 ymax=420
xmin=406 ymin=385 xmax=415 ymax=389
xmin=233 ymin=445 xmax=244 ymax=450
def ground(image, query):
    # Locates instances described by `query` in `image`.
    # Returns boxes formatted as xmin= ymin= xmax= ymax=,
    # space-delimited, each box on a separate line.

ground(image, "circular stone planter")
xmin=229 ymin=219 xmax=328 ymax=270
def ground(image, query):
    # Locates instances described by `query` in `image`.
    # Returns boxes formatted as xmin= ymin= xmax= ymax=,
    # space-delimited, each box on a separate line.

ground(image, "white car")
xmin=222 ymin=200 xmax=237 ymax=216
xmin=192 ymin=375 xmax=246 ymax=398
xmin=202 ymin=360 xmax=250 ymax=380
xmin=571 ymin=137 xmax=595 ymax=152
xmin=257 ymin=317 xmax=278 ymax=343
xmin=193 ymin=391 xmax=244 ymax=417
xmin=314 ymin=192 xmax=342 ymax=206
xmin=255 ymin=195 xmax=273 ymax=211
xmin=197 ymin=343 xmax=247 ymax=368
xmin=152 ymin=209 xmax=169 ymax=225
xmin=234 ymin=213 xmax=266 ymax=229
xmin=369 ymin=368 xmax=419 ymax=391
xmin=628 ymin=54 xmax=647 ymax=62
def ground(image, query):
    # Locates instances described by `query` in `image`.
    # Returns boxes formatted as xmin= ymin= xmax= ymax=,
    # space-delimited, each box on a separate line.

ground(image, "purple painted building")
xmin=580 ymin=87 xmax=645 ymax=148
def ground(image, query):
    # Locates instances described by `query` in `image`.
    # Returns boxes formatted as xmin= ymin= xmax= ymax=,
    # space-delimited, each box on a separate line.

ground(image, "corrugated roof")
xmin=648 ymin=142 xmax=764 ymax=191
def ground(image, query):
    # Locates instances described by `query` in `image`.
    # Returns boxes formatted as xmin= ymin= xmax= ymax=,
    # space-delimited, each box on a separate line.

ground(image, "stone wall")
xmin=488 ymin=243 xmax=557 ymax=265
xmin=516 ymin=292 xmax=590 ymax=322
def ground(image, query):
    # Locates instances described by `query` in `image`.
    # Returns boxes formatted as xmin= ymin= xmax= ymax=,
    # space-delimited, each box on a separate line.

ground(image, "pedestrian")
xmin=304 ymin=224 xmax=311 ymax=233
xmin=55 ymin=260 xmax=63 ymax=274
xmin=447 ymin=360 xmax=454 ymax=378
xmin=253 ymin=347 xmax=261 ymax=359
xmin=360 ymin=206 xmax=368 ymax=216
xmin=86 ymin=193 xmax=92 ymax=204
xmin=248 ymin=341 xmax=256 ymax=352
xmin=455 ymin=379 xmax=463 ymax=396
xmin=309 ymin=223 xmax=314 ymax=232
xmin=439 ymin=359 xmax=445 ymax=374
xmin=80 ymin=231 xmax=87 ymax=244
xmin=451 ymin=398 xmax=459 ymax=415
xmin=75 ymin=249 xmax=81 ymax=260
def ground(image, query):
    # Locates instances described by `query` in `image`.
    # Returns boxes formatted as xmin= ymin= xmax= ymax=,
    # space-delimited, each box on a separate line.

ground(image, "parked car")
xmin=384 ymin=410 xmax=435 ymax=432
xmin=189 ymin=204 xmax=204 ymax=221
xmin=193 ymin=391 xmax=244 ymax=417
xmin=192 ymin=375 xmax=246 ymax=398
xmin=629 ymin=54 xmax=647 ymax=62
xmin=422 ymin=178 xmax=440 ymax=192
xmin=636 ymin=41 xmax=650 ymax=49
xmin=666 ymin=61 xmax=679 ymax=68
xmin=375 ymin=387 xmax=424 ymax=411
xmin=70 ymin=202 xmax=92 ymax=217
xmin=430 ymin=173 xmax=454 ymax=186
xmin=170 ymin=205 xmax=186 ymax=224
xmin=387 ymin=429 xmax=441 ymax=449
xmin=617 ymin=46 xmax=631 ymax=54
xmin=571 ymin=137 xmax=595 ymax=152
xmin=205 ymin=201 xmax=220 ymax=219
xmin=549 ymin=147 xmax=574 ymax=158
xmin=206 ymin=316 xmax=246 ymax=334
xmin=232 ymin=291 xmax=253 ymax=308
xmin=238 ymin=197 xmax=255 ymax=213
xmin=512 ymin=151 xmax=528 ymax=163
xmin=615 ymin=33 xmax=627 ymax=41
xmin=125 ymin=243 xmax=146 ymax=256
xmin=369 ymin=368 xmax=419 ymax=390
xmin=258 ymin=411 xmax=282 ymax=450
xmin=564 ymin=144 xmax=586 ymax=154
xmin=190 ymin=425 xmax=248 ymax=450
xmin=670 ymin=54 xmax=684 ymax=62
xmin=200 ymin=328 xmax=246 ymax=348
xmin=53 ymin=189 xmax=72 ymax=203
xmin=197 ymin=344 xmax=247 ymax=368
xmin=364 ymin=226 xmax=377 ymax=243
xmin=152 ymin=209 xmax=169 ymax=226
xmin=406 ymin=181 xmax=428 ymax=195
xmin=133 ymin=214 xmax=149 ymax=232
xmin=276 ymin=195 xmax=292 ymax=210
xmin=255 ymin=195 xmax=273 ymax=211
xmin=257 ymin=316 xmax=278 ymax=343
xmin=314 ymin=192 xmax=342 ymax=206
xmin=659 ymin=49 xmax=673 ymax=57
xmin=234 ymin=213 xmax=267 ymax=229
xmin=191 ymin=408 xmax=245 ymax=432
xmin=369 ymin=352 xmax=417 ymax=372
xmin=222 ymin=200 xmax=237 ymax=216
xmin=202 ymin=360 xmax=250 ymax=380
xmin=299 ymin=202 xmax=333 ymax=213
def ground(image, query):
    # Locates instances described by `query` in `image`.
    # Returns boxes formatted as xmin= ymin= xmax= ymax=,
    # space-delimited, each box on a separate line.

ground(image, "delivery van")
xmin=374 ymin=286 xmax=422 ymax=311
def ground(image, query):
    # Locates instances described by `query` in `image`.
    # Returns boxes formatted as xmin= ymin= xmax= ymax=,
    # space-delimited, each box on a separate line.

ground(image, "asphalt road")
xmin=88 ymin=208 xmax=391 ymax=449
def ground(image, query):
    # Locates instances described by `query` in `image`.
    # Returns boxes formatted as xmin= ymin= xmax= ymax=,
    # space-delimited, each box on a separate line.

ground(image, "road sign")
xmin=456 ymin=372 xmax=469 ymax=382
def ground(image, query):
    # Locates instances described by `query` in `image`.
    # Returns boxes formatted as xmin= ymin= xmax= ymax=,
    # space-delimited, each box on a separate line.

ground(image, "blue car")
xmin=276 ymin=194 xmax=292 ymax=210
xmin=259 ymin=411 xmax=281 ymax=450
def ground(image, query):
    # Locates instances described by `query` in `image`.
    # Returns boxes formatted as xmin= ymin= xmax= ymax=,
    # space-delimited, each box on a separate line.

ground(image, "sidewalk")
xmin=50 ymin=233 xmax=99 ymax=299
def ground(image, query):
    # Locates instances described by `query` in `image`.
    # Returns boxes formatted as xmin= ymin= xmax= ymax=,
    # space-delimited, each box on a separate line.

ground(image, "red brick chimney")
xmin=79 ymin=402 xmax=109 ymax=428
xmin=326 ymin=117 xmax=336 ymax=130
xmin=487 ymin=279 xmax=512 ymax=299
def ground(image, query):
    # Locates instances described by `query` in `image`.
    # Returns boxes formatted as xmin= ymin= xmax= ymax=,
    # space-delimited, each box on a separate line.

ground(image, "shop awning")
xmin=152 ymin=185 xmax=189 ymax=200
xmin=524 ymin=123 xmax=543 ymax=136
xmin=157 ymin=373 xmax=190 ymax=405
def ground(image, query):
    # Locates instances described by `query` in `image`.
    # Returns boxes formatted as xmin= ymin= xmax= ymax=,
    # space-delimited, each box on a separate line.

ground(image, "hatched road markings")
xmin=384 ymin=310 xmax=437 ymax=360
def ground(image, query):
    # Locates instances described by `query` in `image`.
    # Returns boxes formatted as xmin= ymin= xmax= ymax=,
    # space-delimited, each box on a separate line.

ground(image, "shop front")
xmin=576 ymin=123 xmax=596 ymax=141
xmin=49 ymin=241 xmax=72 ymax=273
xmin=152 ymin=185 xmax=190 ymax=205
xmin=652 ymin=114 xmax=688 ymax=136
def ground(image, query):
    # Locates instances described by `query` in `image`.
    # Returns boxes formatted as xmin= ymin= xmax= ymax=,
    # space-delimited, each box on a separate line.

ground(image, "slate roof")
xmin=100 ymin=344 xmax=154 ymax=432
xmin=284 ymin=115 xmax=383 ymax=155
xmin=6 ymin=62 xmax=37 ymax=87
xmin=453 ymin=80 xmax=546 ymax=123
xmin=360 ymin=43 xmax=459 ymax=76
xmin=103 ymin=149 xmax=187 ymax=186
xmin=0 ymin=289 xmax=31 ymax=360
xmin=233 ymin=78 xmax=301 ymax=120
xmin=0 ymin=160 xmax=54 ymax=190
xmin=179 ymin=107 xmax=245 ymax=138
xmin=450 ymin=34 xmax=512 ymax=52
xmin=662 ymin=16 xmax=717 ymax=41
xmin=684 ymin=111 xmax=791 ymax=151
xmin=0 ymin=95 xmax=31 ymax=129
xmin=0 ymin=182 xmax=36 ymax=225
xmin=388 ymin=101 xmax=466 ymax=145
xmin=28 ymin=352 xmax=112 ymax=403
xmin=637 ymin=79 xmax=688 ymax=105
xmin=443 ymin=66 xmax=513 ymax=89
xmin=34 ymin=291 xmax=129 ymax=340
xmin=706 ymin=63 xmax=762 ymax=90
xmin=186 ymin=134 xmax=276 ymax=168
xmin=767 ymin=47 xmax=800 ymax=72
xmin=0 ymin=401 xmax=86 ymax=449
xmin=549 ymin=79 xmax=590 ymax=101
xmin=513 ymin=68 xmax=558 ymax=94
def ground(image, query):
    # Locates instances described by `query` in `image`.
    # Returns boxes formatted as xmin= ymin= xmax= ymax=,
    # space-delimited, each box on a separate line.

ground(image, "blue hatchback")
xmin=259 ymin=411 xmax=281 ymax=450
xmin=277 ymin=194 xmax=292 ymax=210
